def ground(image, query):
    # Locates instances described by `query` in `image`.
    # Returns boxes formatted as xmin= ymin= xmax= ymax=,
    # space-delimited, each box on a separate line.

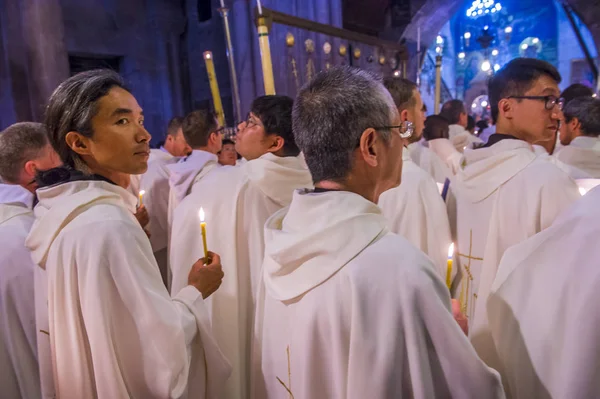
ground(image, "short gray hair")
xmin=564 ymin=97 xmax=600 ymax=137
xmin=293 ymin=66 xmax=397 ymax=183
xmin=0 ymin=122 xmax=49 ymax=183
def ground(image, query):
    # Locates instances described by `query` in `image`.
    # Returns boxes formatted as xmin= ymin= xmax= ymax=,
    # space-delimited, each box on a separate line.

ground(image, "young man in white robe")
xmin=170 ymin=95 xmax=313 ymax=399
xmin=486 ymin=185 xmax=600 ymax=398
xmin=378 ymin=77 xmax=453 ymax=280
xmin=25 ymin=70 xmax=230 ymax=398
xmin=128 ymin=117 xmax=190 ymax=202
xmin=554 ymin=97 xmax=600 ymax=178
xmin=252 ymin=66 xmax=504 ymax=399
xmin=139 ymin=117 xmax=191 ymax=284
xmin=411 ymin=114 xmax=461 ymax=184
xmin=441 ymin=99 xmax=483 ymax=152
xmin=0 ymin=122 xmax=61 ymax=399
xmin=445 ymin=58 xmax=581 ymax=369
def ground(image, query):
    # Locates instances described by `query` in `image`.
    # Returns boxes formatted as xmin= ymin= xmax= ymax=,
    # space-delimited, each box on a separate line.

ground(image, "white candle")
xmin=220 ymin=0 xmax=225 ymax=8
xmin=257 ymin=0 xmax=263 ymax=15
xmin=417 ymin=26 xmax=421 ymax=53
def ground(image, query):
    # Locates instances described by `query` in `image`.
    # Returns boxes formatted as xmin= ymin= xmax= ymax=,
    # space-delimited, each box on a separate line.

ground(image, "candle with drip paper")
xmin=199 ymin=208 xmax=209 ymax=260
xmin=138 ymin=190 xmax=145 ymax=207
xmin=203 ymin=51 xmax=225 ymax=126
xmin=446 ymin=243 xmax=454 ymax=290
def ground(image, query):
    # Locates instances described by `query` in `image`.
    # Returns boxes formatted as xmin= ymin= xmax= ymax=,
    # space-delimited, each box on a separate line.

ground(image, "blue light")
xmin=467 ymin=0 xmax=503 ymax=19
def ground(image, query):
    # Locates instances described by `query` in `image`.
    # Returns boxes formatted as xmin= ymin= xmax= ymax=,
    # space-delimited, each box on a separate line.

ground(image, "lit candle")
xmin=138 ymin=190 xmax=145 ymax=207
xmin=417 ymin=26 xmax=421 ymax=53
xmin=203 ymin=51 xmax=226 ymax=126
xmin=257 ymin=0 xmax=263 ymax=15
xmin=446 ymin=243 xmax=454 ymax=290
xmin=199 ymin=208 xmax=209 ymax=260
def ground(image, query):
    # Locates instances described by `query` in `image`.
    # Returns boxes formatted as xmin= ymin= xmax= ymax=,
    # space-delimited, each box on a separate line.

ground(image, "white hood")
xmin=429 ymin=138 xmax=462 ymax=162
xmin=263 ymin=190 xmax=388 ymax=301
xmin=243 ymin=153 xmax=313 ymax=207
xmin=168 ymin=150 xmax=218 ymax=205
xmin=0 ymin=183 xmax=34 ymax=223
xmin=449 ymin=124 xmax=483 ymax=152
xmin=570 ymin=136 xmax=600 ymax=150
xmin=452 ymin=139 xmax=536 ymax=203
xmin=148 ymin=148 xmax=174 ymax=164
xmin=26 ymin=180 xmax=136 ymax=269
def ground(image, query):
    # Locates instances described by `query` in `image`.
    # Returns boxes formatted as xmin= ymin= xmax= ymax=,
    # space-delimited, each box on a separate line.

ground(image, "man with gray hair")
xmin=555 ymin=97 xmax=600 ymax=178
xmin=0 ymin=122 xmax=61 ymax=399
xmin=252 ymin=66 xmax=503 ymax=399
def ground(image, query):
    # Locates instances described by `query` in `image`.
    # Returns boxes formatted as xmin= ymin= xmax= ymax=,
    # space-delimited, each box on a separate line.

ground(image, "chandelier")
xmin=466 ymin=0 xmax=503 ymax=19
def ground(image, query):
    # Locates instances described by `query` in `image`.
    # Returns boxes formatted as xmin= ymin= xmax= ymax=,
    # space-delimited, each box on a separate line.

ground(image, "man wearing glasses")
xmin=446 ymin=58 xmax=581 ymax=375
xmin=170 ymin=95 xmax=312 ymax=399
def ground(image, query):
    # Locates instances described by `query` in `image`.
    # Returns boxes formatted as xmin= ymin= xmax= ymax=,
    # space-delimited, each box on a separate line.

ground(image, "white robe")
xmin=26 ymin=179 xmax=230 ymax=398
xmin=128 ymin=148 xmax=174 ymax=204
xmin=378 ymin=148 xmax=453 ymax=280
xmin=140 ymin=155 xmax=179 ymax=284
xmin=0 ymin=184 xmax=40 ymax=399
xmin=252 ymin=190 xmax=504 ymax=399
xmin=410 ymin=139 xmax=461 ymax=183
xmin=487 ymin=185 xmax=600 ymax=398
xmin=554 ymin=136 xmax=600 ymax=178
xmin=170 ymin=153 xmax=313 ymax=399
xmin=445 ymin=139 xmax=581 ymax=368
xmin=449 ymin=124 xmax=484 ymax=153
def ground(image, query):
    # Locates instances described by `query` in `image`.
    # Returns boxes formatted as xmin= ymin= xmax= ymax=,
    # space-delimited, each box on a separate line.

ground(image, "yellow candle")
xmin=138 ymin=190 xmax=145 ymax=207
xmin=199 ymin=208 xmax=209 ymax=260
xmin=446 ymin=243 xmax=454 ymax=290
xmin=257 ymin=17 xmax=276 ymax=95
xmin=203 ymin=51 xmax=226 ymax=127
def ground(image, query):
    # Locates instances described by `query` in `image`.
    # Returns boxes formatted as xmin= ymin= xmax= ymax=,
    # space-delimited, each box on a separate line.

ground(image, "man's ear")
xmin=498 ymin=99 xmax=512 ymax=120
xmin=23 ymin=160 xmax=38 ymax=179
xmin=400 ymin=109 xmax=409 ymax=122
xmin=65 ymin=131 xmax=92 ymax=156
xmin=267 ymin=135 xmax=285 ymax=154
xmin=358 ymin=128 xmax=378 ymax=167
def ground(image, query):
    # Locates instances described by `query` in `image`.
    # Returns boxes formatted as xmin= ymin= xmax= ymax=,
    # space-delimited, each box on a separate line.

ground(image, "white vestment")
xmin=170 ymin=153 xmax=313 ymax=399
xmin=378 ymin=148 xmax=453 ymax=279
xmin=487 ymin=185 xmax=600 ymax=398
xmin=449 ymin=124 xmax=484 ymax=153
xmin=140 ymin=154 xmax=179 ymax=284
xmin=409 ymin=141 xmax=452 ymax=184
xmin=0 ymin=184 xmax=40 ymax=399
xmin=252 ymin=190 xmax=504 ymax=399
xmin=554 ymin=136 xmax=600 ymax=178
xmin=167 ymin=150 xmax=219 ymax=228
xmin=446 ymin=139 xmax=581 ymax=368
xmin=26 ymin=179 xmax=230 ymax=398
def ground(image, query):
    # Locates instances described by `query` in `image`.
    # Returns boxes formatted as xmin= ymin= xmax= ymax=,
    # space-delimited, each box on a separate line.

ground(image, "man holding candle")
xmin=25 ymin=70 xmax=230 ymax=398
xmin=170 ymin=95 xmax=312 ymax=399
xmin=445 ymin=58 xmax=581 ymax=372
xmin=252 ymin=66 xmax=503 ymax=399
xmin=377 ymin=77 xmax=453 ymax=282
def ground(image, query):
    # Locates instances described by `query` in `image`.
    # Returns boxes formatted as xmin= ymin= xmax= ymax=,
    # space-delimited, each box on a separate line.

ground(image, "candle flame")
xmin=139 ymin=190 xmax=145 ymax=196
xmin=199 ymin=207 xmax=205 ymax=222
xmin=204 ymin=51 xmax=212 ymax=60
xmin=448 ymin=243 xmax=455 ymax=258
xmin=579 ymin=187 xmax=587 ymax=196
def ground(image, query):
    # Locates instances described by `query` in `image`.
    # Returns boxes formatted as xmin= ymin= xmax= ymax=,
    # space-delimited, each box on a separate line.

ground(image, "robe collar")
xmin=0 ymin=183 xmax=34 ymax=209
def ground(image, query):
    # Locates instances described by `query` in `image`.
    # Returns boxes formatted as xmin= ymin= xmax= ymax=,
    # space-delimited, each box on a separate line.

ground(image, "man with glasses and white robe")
xmin=445 ymin=58 xmax=581 ymax=374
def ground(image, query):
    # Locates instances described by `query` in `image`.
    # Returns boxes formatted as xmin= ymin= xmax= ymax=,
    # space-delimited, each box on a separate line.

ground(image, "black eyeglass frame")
xmin=506 ymin=95 xmax=565 ymax=111
xmin=372 ymin=122 xmax=413 ymax=139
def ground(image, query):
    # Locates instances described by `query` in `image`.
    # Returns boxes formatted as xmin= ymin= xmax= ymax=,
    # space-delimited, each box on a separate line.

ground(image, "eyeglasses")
xmin=506 ymin=95 xmax=565 ymax=111
xmin=243 ymin=113 xmax=263 ymax=129
xmin=373 ymin=121 xmax=414 ymax=139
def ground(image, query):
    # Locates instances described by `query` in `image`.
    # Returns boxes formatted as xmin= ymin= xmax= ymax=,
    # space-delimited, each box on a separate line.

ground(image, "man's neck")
xmin=88 ymin=168 xmax=130 ymax=189
xmin=315 ymin=179 xmax=377 ymax=203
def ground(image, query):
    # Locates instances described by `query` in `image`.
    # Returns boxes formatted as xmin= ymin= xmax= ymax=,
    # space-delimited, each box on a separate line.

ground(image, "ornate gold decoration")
xmin=286 ymin=32 xmax=295 ymax=47
xmin=339 ymin=44 xmax=347 ymax=56
xmin=353 ymin=48 xmax=361 ymax=59
xmin=457 ymin=229 xmax=483 ymax=318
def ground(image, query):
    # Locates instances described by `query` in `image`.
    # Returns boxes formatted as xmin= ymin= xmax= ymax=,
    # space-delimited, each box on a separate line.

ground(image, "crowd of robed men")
xmin=1 ymin=56 xmax=600 ymax=399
